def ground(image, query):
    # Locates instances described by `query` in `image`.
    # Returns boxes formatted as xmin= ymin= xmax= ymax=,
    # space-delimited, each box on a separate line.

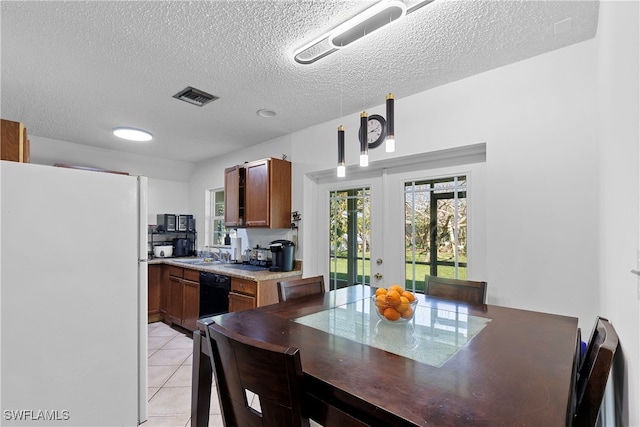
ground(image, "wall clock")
xmin=359 ymin=114 xmax=387 ymax=149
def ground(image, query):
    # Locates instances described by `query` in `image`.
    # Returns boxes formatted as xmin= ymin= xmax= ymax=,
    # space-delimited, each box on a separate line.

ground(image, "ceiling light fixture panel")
xmin=293 ymin=0 xmax=433 ymax=65
xmin=328 ymin=0 xmax=407 ymax=49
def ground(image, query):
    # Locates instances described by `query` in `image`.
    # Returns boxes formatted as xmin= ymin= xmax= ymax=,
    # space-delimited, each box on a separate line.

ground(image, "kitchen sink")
xmin=174 ymin=259 xmax=222 ymax=266
xmin=224 ymin=264 xmax=269 ymax=272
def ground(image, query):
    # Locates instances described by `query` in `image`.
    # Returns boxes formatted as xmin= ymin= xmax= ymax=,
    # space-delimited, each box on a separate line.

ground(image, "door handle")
xmin=374 ymin=273 xmax=383 ymax=280
xmin=631 ymin=270 xmax=640 ymax=277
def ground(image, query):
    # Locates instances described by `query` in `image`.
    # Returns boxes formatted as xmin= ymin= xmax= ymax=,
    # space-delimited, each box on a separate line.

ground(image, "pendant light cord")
xmin=362 ymin=27 xmax=367 ymax=112
xmin=340 ymin=41 xmax=344 ymax=118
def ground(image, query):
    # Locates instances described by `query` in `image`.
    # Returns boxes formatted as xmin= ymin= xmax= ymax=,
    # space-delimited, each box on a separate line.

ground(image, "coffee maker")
xmin=269 ymin=240 xmax=295 ymax=272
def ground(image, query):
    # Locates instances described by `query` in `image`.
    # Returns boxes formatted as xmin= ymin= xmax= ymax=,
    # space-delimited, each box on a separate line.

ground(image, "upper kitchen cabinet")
xmin=224 ymin=165 xmax=244 ymax=227
xmin=224 ymin=157 xmax=291 ymax=229
xmin=1 ymin=119 xmax=30 ymax=163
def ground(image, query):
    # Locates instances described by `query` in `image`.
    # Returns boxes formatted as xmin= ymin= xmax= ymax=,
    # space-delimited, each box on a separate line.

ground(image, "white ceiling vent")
xmin=173 ymin=86 xmax=219 ymax=107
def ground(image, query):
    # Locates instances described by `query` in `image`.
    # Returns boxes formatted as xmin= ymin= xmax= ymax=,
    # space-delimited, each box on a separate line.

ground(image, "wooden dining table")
xmin=191 ymin=285 xmax=579 ymax=427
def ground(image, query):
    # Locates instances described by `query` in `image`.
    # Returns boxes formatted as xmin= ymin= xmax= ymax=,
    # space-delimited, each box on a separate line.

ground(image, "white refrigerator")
xmin=1 ymin=161 xmax=148 ymax=426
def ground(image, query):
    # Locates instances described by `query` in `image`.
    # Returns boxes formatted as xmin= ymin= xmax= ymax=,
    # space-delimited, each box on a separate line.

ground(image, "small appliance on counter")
xmin=177 ymin=214 xmax=193 ymax=232
xmin=269 ymin=239 xmax=295 ymax=272
xmin=153 ymin=244 xmax=173 ymax=258
xmin=173 ymin=237 xmax=191 ymax=257
xmin=156 ymin=213 xmax=176 ymax=232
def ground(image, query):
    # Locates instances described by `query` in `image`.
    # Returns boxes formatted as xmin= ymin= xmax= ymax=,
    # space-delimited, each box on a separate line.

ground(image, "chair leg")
xmin=191 ymin=330 xmax=212 ymax=427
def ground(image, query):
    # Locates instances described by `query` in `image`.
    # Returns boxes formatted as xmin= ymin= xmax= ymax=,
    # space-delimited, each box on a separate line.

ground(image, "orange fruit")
xmin=401 ymin=306 xmax=414 ymax=319
xmin=385 ymin=290 xmax=401 ymax=306
xmin=375 ymin=294 xmax=387 ymax=309
xmin=375 ymin=287 xmax=387 ymax=297
xmin=389 ymin=284 xmax=404 ymax=294
xmin=383 ymin=307 xmax=401 ymax=321
xmin=401 ymin=291 xmax=415 ymax=302
xmin=397 ymin=296 xmax=410 ymax=313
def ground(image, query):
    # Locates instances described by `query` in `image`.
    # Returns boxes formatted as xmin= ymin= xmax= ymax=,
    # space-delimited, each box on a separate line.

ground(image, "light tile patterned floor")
xmin=142 ymin=321 xmax=321 ymax=427
xmin=142 ymin=322 xmax=224 ymax=427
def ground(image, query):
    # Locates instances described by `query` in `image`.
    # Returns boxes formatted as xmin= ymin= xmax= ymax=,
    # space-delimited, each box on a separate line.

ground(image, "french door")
xmin=318 ymin=170 xmax=473 ymax=294
xmin=322 ymin=177 xmax=385 ymax=291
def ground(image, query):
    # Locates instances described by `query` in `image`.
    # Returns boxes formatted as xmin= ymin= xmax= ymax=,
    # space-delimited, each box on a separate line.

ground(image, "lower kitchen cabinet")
xmin=164 ymin=265 xmax=200 ymax=331
xmin=148 ymin=264 xmax=162 ymax=322
xmin=182 ymin=277 xmax=200 ymax=331
xmin=229 ymin=278 xmax=257 ymax=312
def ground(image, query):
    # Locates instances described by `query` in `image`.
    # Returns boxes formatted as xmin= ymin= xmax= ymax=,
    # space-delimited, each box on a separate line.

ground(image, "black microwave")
xmin=177 ymin=214 xmax=193 ymax=232
xmin=157 ymin=214 xmax=176 ymax=232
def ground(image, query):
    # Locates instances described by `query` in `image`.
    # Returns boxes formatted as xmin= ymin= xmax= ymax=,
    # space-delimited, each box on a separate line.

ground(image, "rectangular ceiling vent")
xmin=173 ymin=86 xmax=219 ymax=107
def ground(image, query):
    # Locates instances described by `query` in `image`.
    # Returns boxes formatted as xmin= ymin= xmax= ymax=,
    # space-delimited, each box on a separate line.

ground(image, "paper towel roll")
xmin=230 ymin=237 xmax=242 ymax=261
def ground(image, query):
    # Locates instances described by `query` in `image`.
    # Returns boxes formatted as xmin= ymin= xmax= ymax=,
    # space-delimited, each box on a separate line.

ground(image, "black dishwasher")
xmin=199 ymin=272 xmax=231 ymax=318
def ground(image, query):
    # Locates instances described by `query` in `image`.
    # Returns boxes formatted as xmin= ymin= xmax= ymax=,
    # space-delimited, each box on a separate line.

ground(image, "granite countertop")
xmin=148 ymin=257 xmax=302 ymax=281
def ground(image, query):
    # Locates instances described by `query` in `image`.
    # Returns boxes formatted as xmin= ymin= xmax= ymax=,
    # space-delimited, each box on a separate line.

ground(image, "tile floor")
xmin=143 ymin=321 xmax=321 ymax=427
xmin=143 ymin=322 xmax=223 ymax=427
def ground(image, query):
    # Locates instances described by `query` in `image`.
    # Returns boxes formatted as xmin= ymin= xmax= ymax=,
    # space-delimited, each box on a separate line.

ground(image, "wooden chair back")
xmin=574 ymin=317 xmax=619 ymax=427
xmin=425 ymin=275 xmax=487 ymax=305
xmin=206 ymin=321 xmax=310 ymax=427
xmin=277 ymin=276 xmax=325 ymax=302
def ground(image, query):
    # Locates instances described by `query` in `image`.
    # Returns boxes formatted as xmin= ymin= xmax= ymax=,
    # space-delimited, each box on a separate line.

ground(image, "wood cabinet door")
xmin=148 ymin=265 xmax=162 ymax=319
xmin=182 ymin=280 xmax=200 ymax=331
xmin=229 ymin=292 xmax=255 ymax=313
xmin=159 ymin=267 xmax=169 ymax=315
xmin=224 ymin=165 xmax=242 ymax=227
xmin=168 ymin=275 xmax=183 ymax=325
xmin=1 ymin=119 xmax=27 ymax=163
xmin=245 ymin=160 xmax=269 ymax=227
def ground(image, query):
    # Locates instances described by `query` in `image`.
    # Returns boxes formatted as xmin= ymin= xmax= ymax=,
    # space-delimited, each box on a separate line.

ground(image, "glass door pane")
xmin=329 ymin=187 xmax=371 ymax=290
xmin=405 ymin=176 xmax=467 ymax=292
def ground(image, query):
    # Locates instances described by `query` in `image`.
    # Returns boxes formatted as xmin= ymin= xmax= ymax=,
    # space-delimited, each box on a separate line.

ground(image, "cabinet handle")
xmin=631 ymin=269 xmax=640 ymax=277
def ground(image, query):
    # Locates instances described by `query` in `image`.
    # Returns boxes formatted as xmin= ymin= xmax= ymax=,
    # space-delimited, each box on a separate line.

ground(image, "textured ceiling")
xmin=1 ymin=1 xmax=599 ymax=163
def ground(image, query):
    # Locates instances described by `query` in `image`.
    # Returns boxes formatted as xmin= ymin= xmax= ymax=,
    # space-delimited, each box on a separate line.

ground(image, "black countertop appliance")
xmin=269 ymin=239 xmax=295 ymax=272
xmin=173 ymin=237 xmax=191 ymax=257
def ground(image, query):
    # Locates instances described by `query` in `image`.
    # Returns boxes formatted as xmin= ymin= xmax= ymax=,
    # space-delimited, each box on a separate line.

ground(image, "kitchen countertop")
xmin=148 ymin=257 xmax=302 ymax=281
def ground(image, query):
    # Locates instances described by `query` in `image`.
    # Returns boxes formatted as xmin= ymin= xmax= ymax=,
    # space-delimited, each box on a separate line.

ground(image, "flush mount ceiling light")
xmin=293 ymin=0 xmax=434 ymax=64
xmin=112 ymin=127 xmax=153 ymax=142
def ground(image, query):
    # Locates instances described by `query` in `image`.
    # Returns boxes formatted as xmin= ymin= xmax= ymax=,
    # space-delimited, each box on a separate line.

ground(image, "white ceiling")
xmin=1 ymin=1 xmax=599 ymax=164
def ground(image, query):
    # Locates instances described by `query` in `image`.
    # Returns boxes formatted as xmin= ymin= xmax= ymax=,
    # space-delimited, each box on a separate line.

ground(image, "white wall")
xmin=596 ymin=1 xmax=640 ymax=425
xmin=28 ymin=134 xmax=194 ymax=229
xmin=29 ymin=135 xmax=195 ymax=182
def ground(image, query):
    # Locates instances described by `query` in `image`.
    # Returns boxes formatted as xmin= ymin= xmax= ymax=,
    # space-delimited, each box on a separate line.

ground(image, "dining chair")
xmin=573 ymin=316 xmax=619 ymax=427
xmin=424 ymin=275 xmax=487 ymax=305
xmin=277 ymin=276 xmax=325 ymax=302
xmin=205 ymin=321 xmax=310 ymax=427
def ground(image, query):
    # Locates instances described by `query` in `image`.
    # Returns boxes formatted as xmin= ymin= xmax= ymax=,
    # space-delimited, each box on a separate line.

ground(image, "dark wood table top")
xmin=207 ymin=285 xmax=579 ymax=426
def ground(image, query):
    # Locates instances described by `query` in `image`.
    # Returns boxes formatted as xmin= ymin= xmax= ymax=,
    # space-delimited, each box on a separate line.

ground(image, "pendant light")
xmin=385 ymin=93 xmax=395 ymax=152
xmin=385 ymin=14 xmax=396 ymax=153
xmin=359 ymin=112 xmax=369 ymax=167
xmin=337 ymin=125 xmax=346 ymax=177
xmin=337 ymin=40 xmax=346 ymax=178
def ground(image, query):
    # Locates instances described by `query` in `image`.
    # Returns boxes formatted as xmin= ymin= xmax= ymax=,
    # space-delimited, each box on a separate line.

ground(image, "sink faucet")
xmin=209 ymin=247 xmax=230 ymax=263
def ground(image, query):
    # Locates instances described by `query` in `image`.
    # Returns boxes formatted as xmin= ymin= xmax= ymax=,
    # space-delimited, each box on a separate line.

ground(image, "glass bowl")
xmin=371 ymin=294 xmax=418 ymax=324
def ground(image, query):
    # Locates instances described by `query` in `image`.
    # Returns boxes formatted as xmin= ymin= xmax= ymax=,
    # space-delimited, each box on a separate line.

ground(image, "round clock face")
xmin=368 ymin=118 xmax=383 ymax=143
xmin=359 ymin=114 xmax=386 ymax=148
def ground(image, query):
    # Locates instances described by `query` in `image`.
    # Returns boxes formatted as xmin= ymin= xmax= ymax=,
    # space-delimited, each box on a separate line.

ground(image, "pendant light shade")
xmin=359 ymin=112 xmax=369 ymax=167
xmin=337 ymin=125 xmax=346 ymax=177
xmin=385 ymin=93 xmax=395 ymax=152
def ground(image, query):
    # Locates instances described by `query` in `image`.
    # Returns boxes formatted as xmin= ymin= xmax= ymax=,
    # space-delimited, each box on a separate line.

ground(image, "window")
xmin=208 ymin=188 xmax=227 ymax=246
xmin=405 ymin=176 xmax=467 ymax=292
